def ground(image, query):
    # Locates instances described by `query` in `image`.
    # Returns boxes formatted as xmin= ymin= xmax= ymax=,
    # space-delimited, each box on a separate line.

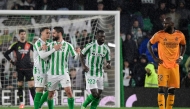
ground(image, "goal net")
xmin=0 ymin=11 xmax=120 ymax=107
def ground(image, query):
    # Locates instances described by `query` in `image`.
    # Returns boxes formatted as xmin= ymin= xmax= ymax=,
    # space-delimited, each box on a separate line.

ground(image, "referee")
xmin=4 ymin=29 xmax=35 ymax=109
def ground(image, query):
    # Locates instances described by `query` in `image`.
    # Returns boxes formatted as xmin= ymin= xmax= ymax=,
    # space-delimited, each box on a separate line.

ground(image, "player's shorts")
xmin=47 ymin=73 xmax=71 ymax=91
xmin=85 ymin=73 xmax=104 ymax=90
xmin=34 ymin=74 xmax=47 ymax=87
xmin=17 ymin=69 xmax=34 ymax=81
xmin=158 ymin=65 xmax=180 ymax=88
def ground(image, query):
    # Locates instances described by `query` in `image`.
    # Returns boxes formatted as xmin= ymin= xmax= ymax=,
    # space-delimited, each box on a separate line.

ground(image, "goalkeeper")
xmin=80 ymin=30 xmax=111 ymax=109
xmin=33 ymin=27 xmax=61 ymax=109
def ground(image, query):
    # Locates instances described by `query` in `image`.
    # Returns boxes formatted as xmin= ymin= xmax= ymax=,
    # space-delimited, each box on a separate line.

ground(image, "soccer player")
xmin=147 ymin=17 xmax=186 ymax=109
xmin=33 ymin=27 xmax=61 ymax=109
xmin=80 ymin=30 xmax=111 ymax=109
xmin=4 ymin=29 xmax=35 ymax=109
xmin=46 ymin=26 xmax=80 ymax=109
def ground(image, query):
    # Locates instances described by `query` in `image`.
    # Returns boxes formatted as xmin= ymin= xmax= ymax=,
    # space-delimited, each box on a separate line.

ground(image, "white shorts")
xmin=34 ymin=74 xmax=47 ymax=87
xmin=47 ymin=73 xmax=71 ymax=91
xmin=85 ymin=73 xmax=104 ymax=90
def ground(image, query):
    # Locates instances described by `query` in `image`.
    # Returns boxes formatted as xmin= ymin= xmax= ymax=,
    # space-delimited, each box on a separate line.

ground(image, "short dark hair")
xmin=97 ymin=30 xmax=104 ymax=34
xmin=19 ymin=29 xmax=26 ymax=34
xmin=53 ymin=26 xmax=64 ymax=35
xmin=40 ymin=27 xmax=50 ymax=33
xmin=69 ymin=68 xmax=76 ymax=72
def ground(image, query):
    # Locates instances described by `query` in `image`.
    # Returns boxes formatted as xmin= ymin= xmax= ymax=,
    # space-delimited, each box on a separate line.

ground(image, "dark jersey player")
xmin=4 ymin=29 xmax=35 ymax=109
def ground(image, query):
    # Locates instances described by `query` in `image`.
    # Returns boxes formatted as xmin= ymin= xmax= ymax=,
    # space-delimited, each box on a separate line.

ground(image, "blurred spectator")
xmin=123 ymin=60 xmax=132 ymax=87
xmin=69 ymin=68 xmax=84 ymax=89
xmin=152 ymin=13 xmax=166 ymax=33
xmin=0 ymin=0 xmax=7 ymax=10
xmin=139 ymin=32 xmax=153 ymax=55
xmin=11 ymin=3 xmax=21 ymax=10
xmin=77 ymin=29 xmax=92 ymax=49
xmin=131 ymin=54 xmax=148 ymax=87
xmin=181 ymin=71 xmax=190 ymax=88
xmin=0 ymin=58 xmax=6 ymax=88
xmin=117 ymin=6 xmax=131 ymax=35
xmin=131 ymin=20 xmax=143 ymax=45
xmin=5 ymin=71 xmax=17 ymax=89
xmin=23 ymin=0 xmax=35 ymax=8
xmin=0 ymin=28 xmax=12 ymax=45
xmin=185 ymin=56 xmax=190 ymax=72
xmin=32 ymin=36 xmax=39 ymax=44
xmin=144 ymin=63 xmax=158 ymax=88
xmin=97 ymin=1 xmax=104 ymax=10
xmin=166 ymin=4 xmax=181 ymax=29
xmin=176 ymin=1 xmax=190 ymax=20
xmin=122 ymin=33 xmax=138 ymax=65
xmin=35 ymin=0 xmax=52 ymax=10
xmin=7 ymin=0 xmax=22 ymax=10
xmin=154 ymin=0 xmax=169 ymax=19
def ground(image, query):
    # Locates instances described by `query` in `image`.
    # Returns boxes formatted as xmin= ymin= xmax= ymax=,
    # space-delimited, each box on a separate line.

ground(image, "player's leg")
xmin=82 ymin=74 xmax=98 ymax=108
xmin=17 ymin=70 xmax=25 ymax=109
xmin=25 ymin=70 xmax=35 ymax=100
xmin=90 ymin=89 xmax=102 ymax=109
xmin=157 ymin=65 xmax=169 ymax=109
xmin=61 ymin=73 xmax=74 ymax=109
xmin=90 ymin=76 xmax=103 ymax=109
xmin=39 ymin=91 xmax=48 ymax=108
xmin=166 ymin=66 xmax=180 ymax=109
xmin=46 ymin=75 xmax=59 ymax=109
xmin=33 ymin=73 xmax=47 ymax=109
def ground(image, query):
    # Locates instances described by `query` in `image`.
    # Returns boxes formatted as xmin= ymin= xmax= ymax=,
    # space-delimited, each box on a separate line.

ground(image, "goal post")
xmin=0 ymin=10 xmax=120 ymax=107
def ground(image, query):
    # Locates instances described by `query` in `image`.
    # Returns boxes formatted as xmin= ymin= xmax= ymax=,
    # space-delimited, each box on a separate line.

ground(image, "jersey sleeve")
xmin=81 ymin=43 xmax=93 ymax=55
xmin=180 ymin=33 xmax=186 ymax=45
xmin=150 ymin=32 xmax=160 ymax=44
xmin=105 ymin=47 xmax=111 ymax=61
xmin=69 ymin=44 xmax=77 ymax=57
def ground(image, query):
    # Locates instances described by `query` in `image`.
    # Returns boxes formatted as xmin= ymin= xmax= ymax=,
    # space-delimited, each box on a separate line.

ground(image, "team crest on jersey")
xmin=175 ymin=37 xmax=178 ymax=41
xmin=18 ymin=46 xmax=21 ymax=50
xmin=163 ymin=38 xmax=167 ymax=41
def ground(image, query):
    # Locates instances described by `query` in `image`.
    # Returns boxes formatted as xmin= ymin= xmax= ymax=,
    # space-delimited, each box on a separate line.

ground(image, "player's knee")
xmin=36 ymin=88 xmax=44 ymax=92
xmin=65 ymin=88 xmax=73 ymax=97
xmin=158 ymin=87 xmax=165 ymax=94
xmin=168 ymin=88 xmax=175 ymax=95
xmin=48 ymin=91 xmax=54 ymax=99
xmin=91 ymin=92 xmax=99 ymax=99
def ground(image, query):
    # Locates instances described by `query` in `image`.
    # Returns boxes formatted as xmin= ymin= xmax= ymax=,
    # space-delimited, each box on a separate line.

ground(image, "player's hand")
xmin=10 ymin=60 xmax=15 ymax=65
xmin=83 ymin=65 xmax=89 ymax=72
xmin=41 ymin=44 xmax=48 ymax=50
xmin=126 ymin=76 xmax=131 ymax=79
xmin=54 ymin=44 xmax=62 ymax=51
xmin=153 ymin=57 xmax=163 ymax=64
xmin=176 ymin=58 xmax=182 ymax=64
xmin=106 ymin=63 xmax=111 ymax=69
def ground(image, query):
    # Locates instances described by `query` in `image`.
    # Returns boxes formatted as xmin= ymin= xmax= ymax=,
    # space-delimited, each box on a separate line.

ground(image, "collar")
xmin=39 ymin=38 xmax=46 ymax=44
xmin=54 ymin=40 xmax=65 ymax=44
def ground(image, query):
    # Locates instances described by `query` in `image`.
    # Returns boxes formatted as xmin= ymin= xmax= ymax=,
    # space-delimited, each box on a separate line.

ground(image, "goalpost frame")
xmin=0 ymin=10 xmax=120 ymax=107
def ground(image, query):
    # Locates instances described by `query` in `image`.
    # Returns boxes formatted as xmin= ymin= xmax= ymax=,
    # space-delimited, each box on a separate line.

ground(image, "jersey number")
xmin=158 ymin=75 xmax=163 ymax=81
xmin=87 ymin=79 xmax=96 ymax=84
xmin=37 ymin=76 xmax=43 ymax=83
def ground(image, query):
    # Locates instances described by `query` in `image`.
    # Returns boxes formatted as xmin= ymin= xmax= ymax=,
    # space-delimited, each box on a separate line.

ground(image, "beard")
xmin=164 ymin=26 xmax=173 ymax=33
xmin=53 ymin=36 xmax=59 ymax=41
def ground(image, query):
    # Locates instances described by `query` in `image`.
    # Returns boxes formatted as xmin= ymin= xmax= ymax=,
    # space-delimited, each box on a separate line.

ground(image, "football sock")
xmin=18 ymin=86 xmax=23 ymax=102
xmin=47 ymin=99 xmax=54 ymax=109
xmin=68 ymin=97 xmax=74 ymax=109
xmin=39 ymin=91 xmax=48 ymax=108
xmin=166 ymin=94 xmax=175 ymax=109
xmin=34 ymin=92 xmax=43 ymax=109
xmin=158 ymin=93 xmax=165 ymax=109
xmin=29 ymin=87 xmax=36 ymax=100
xmin=83 ymin=94 xmax=96 ymax=108
xmin=90 ymin=98 xmax=100 ymax=109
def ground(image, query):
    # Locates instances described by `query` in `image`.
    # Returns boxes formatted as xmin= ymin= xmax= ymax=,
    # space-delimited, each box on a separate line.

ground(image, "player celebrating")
xmin=4 ymin=29 xmax=35 ymax=109
xmin=80 ymin=30 xmax=111 ymax=109
xmin=33 ymin=27 xmax=61 ymax=109
xmin=147 ymin=17 xmax=186 ymax=109
xmin=46 ymin=26 xmax=80 ymax=109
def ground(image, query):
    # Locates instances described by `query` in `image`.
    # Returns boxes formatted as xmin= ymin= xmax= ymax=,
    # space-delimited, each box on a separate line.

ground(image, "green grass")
xmin=0 ymin=107 xmax=189 ymax=109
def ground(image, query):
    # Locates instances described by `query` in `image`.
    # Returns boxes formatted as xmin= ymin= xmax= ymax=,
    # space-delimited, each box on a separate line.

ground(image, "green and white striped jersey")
xmin=81 ymin=40 xmax=111 ymax=77
xmin=47 ymin=40 xmax=77 ymax=75
xmin=33 ymin=38 xmax=51 ymax=74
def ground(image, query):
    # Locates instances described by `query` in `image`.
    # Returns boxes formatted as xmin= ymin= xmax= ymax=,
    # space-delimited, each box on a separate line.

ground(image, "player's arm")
xmin=80 ymin=44 xmax=93 ymax=72
xmin=105 ymin=47 xmax=111 ymax=69
xmin=177 ymin=33 xmax=186 ymax=63
xmin=3 ymin=43 xmax=16 ymax=64
xmin=147 ymin=33 xmax=163 ymax=64
xmin=69 ymin=44 xmax=80 ymax=60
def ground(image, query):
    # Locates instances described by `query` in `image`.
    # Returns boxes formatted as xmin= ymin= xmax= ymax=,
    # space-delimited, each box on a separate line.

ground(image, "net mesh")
xmin=0 ymin=14 xmax=115 ymax=107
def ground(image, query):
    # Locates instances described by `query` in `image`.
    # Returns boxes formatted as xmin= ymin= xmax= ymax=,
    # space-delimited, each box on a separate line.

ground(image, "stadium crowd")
xmin=0 ymin=0 xmax=190 ymax=90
